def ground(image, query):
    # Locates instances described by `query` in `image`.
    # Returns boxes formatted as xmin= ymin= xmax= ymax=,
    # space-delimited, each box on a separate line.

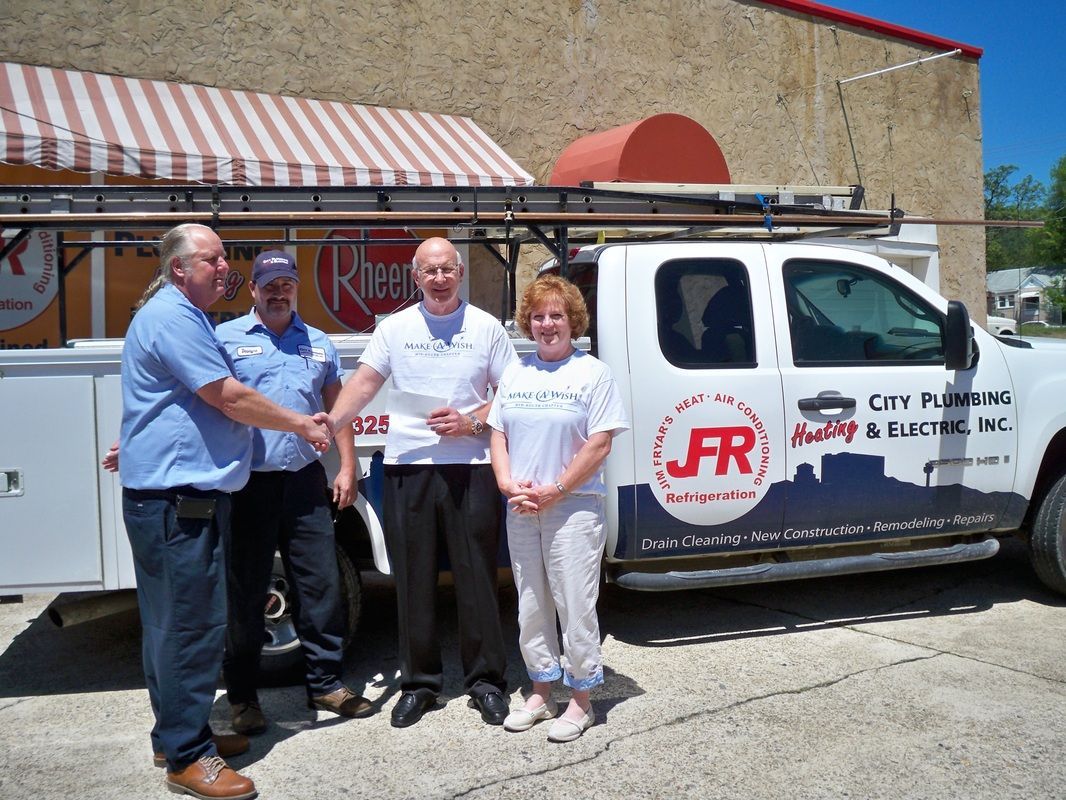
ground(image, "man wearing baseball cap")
xmin=215 ymin=250 xmax=372 ymax=735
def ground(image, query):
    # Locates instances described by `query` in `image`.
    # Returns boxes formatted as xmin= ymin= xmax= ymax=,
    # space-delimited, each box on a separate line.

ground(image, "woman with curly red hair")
xmin=488 ymin=275 xmax=629 ymax=742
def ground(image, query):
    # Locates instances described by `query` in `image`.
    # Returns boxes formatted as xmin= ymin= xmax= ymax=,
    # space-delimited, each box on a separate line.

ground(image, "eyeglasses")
xmin=418 ymin=264 xmax=459 ymax=278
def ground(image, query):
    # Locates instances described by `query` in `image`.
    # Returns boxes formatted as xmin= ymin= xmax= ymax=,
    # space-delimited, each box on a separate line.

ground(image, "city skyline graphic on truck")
xmin=617 ymin=450 xmax=1027 ymax=560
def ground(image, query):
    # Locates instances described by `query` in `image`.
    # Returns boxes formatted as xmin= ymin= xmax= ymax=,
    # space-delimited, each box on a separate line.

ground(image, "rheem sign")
xmin=315 ymin=229 xmax=420 ymax=333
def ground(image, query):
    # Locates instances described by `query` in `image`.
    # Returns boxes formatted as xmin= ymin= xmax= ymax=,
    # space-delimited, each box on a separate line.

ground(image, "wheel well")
xmin=333 ymin=505 xmax=374 ymax=567
xmin=1023 ymin=428 xmax=1066 ymax=531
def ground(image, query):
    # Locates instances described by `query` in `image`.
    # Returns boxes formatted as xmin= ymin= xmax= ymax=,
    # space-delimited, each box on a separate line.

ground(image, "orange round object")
xmin=549 ymin=113 xmax=731 ymax=186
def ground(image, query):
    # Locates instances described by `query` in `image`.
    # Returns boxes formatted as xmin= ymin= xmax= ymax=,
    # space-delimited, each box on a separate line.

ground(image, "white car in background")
xmin=986 ymin=315 xmax=1017 ymax=336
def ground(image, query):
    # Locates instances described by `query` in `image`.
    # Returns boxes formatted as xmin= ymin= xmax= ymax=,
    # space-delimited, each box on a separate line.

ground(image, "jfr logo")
xmin=666 ymin=426 xmax=755 ymax=478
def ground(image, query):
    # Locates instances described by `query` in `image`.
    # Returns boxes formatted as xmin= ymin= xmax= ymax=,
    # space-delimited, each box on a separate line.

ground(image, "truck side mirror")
xmin=944 ymin=301 xmax=975 ymax=371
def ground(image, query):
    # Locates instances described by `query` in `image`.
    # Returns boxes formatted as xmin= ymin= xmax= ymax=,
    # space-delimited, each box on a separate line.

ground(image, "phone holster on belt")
xmin=176 ymin=495 xmax=217 ymax=520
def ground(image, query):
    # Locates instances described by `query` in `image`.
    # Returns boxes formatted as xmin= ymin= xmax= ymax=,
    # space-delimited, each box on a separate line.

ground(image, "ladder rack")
xmin=0 ymin=182 xmax=907 ymax=345
xmin=0 ymin=183 xmax=898 ymax=247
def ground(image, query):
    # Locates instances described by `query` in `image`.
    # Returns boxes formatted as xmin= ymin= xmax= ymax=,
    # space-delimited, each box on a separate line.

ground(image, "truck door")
xmin=768 ymin=249 xmax=1019 ymax=547
xmin=615 ymin=243 xmax=788 ymax=561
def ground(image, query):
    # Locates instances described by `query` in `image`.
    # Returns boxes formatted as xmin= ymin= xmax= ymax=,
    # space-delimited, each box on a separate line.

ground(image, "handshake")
xmin=303 ymin=412 xmax=336 ymax=453
xmin=103 ymin=411 xmax=345 ymax=472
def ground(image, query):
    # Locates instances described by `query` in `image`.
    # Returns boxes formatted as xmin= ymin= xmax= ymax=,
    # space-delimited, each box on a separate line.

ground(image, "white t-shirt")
xmin=359 ymin=301 xmax=517 ymax=464
xmin=488 ymin=349 xmax=630 ymax=495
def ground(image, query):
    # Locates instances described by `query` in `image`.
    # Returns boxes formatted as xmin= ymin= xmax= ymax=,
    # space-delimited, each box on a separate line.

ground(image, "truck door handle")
xmin=798 ymin=393 xmax=856 ymax=411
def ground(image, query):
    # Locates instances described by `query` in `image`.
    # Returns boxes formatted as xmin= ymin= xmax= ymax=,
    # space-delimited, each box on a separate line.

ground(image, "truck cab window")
xmin=655 ymin=259 xmax=755 ymax=368
xmin=784 ymin=259 xmax=945 ymax=365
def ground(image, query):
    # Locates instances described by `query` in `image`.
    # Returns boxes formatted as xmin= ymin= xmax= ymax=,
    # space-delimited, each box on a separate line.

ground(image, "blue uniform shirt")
xmin=120 ymin=283 xmax=253 ymax=492
xmin=215 ymin=309 xmax=343 ymax=472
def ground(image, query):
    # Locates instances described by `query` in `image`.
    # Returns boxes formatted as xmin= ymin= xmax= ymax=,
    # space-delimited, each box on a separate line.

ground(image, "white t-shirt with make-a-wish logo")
xmin=488 ymin=349 xmax=630 ymax=495
xmin=359 ymin=301 xmax=517 ymax=465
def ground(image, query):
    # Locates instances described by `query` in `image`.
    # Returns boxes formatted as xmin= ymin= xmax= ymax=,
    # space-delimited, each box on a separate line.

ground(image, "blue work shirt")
xmin=120 ymin=283 xmax=252 ymax=492
xmin=215 ymin=309 xmax=343 ymax=472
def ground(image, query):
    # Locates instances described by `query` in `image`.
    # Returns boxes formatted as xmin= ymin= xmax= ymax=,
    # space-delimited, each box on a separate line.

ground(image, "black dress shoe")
xmin=468 ymin=691 xmax=508 ymax=725
xmin=391 ymin=692 xmax=435 ymax=728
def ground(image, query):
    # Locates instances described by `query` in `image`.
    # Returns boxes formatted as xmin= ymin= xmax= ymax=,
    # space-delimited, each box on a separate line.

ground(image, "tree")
xmin=1044 ymin=155 xmax=1066 ymax=266
xmin=1045 ymin=277 xmax=1066 ymax=314
xmin=984 ymin=165 xmax=1049 ymax=269
xmin=984 ymin=164 xmax=1017 ymax=211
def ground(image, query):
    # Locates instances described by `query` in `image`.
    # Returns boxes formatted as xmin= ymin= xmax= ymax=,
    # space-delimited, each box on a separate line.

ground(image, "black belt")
xmin=124 ymin=486 xmax=228 ymax=501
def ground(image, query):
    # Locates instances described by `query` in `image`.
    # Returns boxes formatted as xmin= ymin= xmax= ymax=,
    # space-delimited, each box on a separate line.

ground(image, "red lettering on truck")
xmin=666 ymin=426 xmax=756 ymax=478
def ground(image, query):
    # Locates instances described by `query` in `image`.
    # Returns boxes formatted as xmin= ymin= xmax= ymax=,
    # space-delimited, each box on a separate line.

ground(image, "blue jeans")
xmin=122 ymin=488 xmax=230 ymax=771
xmin=222 ymin=461 xmax=345 ymax=702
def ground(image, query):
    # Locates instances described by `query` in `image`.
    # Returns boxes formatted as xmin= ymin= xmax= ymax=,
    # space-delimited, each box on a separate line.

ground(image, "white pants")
xmin=506 ymin=495 xmax=606 ymax=690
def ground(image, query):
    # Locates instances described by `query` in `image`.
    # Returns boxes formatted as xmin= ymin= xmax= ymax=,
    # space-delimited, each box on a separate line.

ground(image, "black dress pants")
xmin=382 ymin=463 xmax=506 ymax=699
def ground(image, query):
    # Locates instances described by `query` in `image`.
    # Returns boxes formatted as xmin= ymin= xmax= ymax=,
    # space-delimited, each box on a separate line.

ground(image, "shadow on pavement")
xmin=2 ymin=538 xmax=1060 ymax=700
xmin=0 ymin=576 xmax=404 ymax=701
xmin=0 ymin=603 xmax=145 ymax=697
xmin=602 ymin=536 xmax=1065 ymax=648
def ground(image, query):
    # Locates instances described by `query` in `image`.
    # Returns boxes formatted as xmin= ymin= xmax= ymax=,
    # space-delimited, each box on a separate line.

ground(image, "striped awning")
xmin=0 ymin=62 xmax=534 ymax=187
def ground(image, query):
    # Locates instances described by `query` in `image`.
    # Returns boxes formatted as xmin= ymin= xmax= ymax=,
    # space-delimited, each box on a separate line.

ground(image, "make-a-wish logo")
xmin=404 ymin=332 xmax=475 ymax=353
xmin=508 ymin=388 xmax=582 ymax=403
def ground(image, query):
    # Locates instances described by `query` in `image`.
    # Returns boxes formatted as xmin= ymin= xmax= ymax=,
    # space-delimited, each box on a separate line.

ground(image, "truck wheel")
xmin=1029 ymin=472 xmax=1066 ymax=595
xmin=259 ymin=544 xmax=363 ymax=677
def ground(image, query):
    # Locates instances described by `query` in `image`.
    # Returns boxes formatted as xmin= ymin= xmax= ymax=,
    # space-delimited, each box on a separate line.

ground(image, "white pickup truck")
xmin=542 ymin=240 xmax=1066 ymax=596
xmin=3 ymin=186 xmax=1065 ymax=671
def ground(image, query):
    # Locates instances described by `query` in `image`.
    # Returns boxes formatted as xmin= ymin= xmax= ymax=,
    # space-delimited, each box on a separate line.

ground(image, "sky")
xmin=827 ymin=0 xmax=1066 ymax=187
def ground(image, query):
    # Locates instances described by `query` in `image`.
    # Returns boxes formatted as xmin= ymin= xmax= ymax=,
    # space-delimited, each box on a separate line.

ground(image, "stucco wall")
xmin=0 ymin=0 xmax=986 ymax=317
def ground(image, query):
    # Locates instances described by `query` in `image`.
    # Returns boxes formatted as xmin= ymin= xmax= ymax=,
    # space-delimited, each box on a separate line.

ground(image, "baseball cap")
xmin=252 ymin=250 xmax=299 ymax=285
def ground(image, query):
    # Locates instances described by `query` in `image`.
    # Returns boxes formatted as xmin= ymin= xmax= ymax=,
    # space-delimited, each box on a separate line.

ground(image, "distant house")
xmin=986 ymin=267 xmax=1064 ymax=323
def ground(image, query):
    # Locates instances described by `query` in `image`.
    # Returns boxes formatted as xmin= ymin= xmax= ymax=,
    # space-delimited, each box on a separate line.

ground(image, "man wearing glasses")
xmin=329 ymin=236 xmax=517 ymax=728
xmin=215 ymin=250 xmax=373 ymax=738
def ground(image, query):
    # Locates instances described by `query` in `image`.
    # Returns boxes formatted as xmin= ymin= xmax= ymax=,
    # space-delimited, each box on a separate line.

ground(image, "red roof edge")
xmin=757 ymin=0 xmax=983 ymax=60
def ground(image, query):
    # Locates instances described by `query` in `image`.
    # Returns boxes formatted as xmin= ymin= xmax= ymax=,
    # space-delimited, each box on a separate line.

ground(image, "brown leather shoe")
xmin=230 ymin=700 xmax=267 ymax=735
xmin=154 ymin=733 xmax=250 ymax=768
xmin=308 ymin=686 xmax=373 ymax=718
xmin=165 ymin=755 xmax=256 ymax=799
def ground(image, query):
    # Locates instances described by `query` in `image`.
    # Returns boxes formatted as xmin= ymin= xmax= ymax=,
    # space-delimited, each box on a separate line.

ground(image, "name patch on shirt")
xmin=299 ymin=345 xmax=327 ymax=363
xmin=236 ymin=346 xmax=263 ymax=357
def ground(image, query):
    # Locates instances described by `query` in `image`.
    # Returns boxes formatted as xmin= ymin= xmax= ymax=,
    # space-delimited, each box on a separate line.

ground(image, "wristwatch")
xmin=467 ymin=414 xmax=484 ymax=435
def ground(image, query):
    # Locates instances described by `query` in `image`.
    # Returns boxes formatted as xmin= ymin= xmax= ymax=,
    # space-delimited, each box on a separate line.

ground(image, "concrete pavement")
xmin=1 ymin=537 xmax=1063 ymax=799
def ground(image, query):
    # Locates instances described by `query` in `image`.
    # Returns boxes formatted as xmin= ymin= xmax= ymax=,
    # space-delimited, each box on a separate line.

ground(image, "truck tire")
xmin=1029 ymin=472 xmax=1066 ymax=595
xmin=259 ymin=544 xmax=362 ymax=678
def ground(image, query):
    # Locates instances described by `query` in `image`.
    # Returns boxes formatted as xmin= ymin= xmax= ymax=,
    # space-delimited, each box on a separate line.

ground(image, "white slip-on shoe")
xmin=503 ymin=699 xmax=558 ymax=732
xmin=547 ymin=706 xmax=596 ymax=742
